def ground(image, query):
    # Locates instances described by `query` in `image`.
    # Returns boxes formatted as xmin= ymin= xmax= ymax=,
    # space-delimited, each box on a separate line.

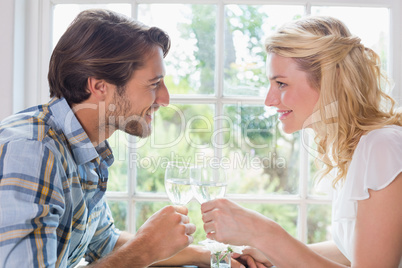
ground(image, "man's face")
xmin=106 ymin=47 xmax=169 ymax=138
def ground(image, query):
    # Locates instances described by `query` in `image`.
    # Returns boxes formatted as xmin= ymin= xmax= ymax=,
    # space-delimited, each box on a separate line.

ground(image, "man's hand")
xmin=133 ymin=205 xmax=196 ymax=264
xmin=89 ymin=205 xmax=196 ymax=267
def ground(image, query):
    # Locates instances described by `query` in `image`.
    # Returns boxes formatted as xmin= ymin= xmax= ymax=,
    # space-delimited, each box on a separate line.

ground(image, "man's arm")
xmin=113 ymin=231 xmax=133 ymax=250
xmin=0 ymin=141 xmax=65 ymax=267
xmin=87 ymin=206 xmax=200 ymax=268
xmin=114 ymin=232 xmax=210 ymax=267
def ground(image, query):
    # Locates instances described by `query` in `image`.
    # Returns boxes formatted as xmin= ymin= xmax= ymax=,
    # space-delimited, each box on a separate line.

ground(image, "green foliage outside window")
xmin=106 ymin=4 xmax=334 ymax=246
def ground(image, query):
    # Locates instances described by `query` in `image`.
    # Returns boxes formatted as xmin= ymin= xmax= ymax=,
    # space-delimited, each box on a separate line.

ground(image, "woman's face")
xmin=265 ymin=53 xmax=320 ymax=134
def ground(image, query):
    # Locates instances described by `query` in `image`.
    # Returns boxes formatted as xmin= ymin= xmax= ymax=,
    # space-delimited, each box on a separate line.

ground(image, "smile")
xmin=278 ymin=110 xmax=293 ymax=120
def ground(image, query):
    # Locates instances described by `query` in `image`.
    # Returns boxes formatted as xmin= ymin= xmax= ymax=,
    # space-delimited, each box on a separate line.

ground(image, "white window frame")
xmin=7 ymin=0 xmax=402 ymax=243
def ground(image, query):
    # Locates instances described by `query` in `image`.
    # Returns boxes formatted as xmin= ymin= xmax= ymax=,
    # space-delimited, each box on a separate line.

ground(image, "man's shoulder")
xmin=0 ymin=103 xmax=56 ymax=143
xmin=0 ymin=103 xmax=70 ymax=162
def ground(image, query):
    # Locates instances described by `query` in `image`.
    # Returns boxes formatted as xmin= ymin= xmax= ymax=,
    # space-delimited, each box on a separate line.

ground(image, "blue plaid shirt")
xmin=0 ymin=98 xmax=120 ymax=267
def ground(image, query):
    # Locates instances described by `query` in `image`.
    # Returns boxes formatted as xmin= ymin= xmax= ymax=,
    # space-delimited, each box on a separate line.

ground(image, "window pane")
xmin=241 ymin=203 xmax=298 ymax=238
xmin=134 ymin=104 xmax=214 ymax=193
xmin=307 ymin=204 xmax=332 ymax=244
xmin=302 ymin=130 xmax=331 ymax=197
xmin=53 ymin=4 xmax=131 ymax=48
xmin=107 ymin=131 xmax=128 ymax=192
xmin=138 ymin=4 xmax=216 ymax=95
xmin=135 ymin=201 xmax=169 ymax=233
xmin=223 ymin=105 xmax=299 ymax=195
xmin=311 ymin=6 xmax=389 ymax=72
xmin=108 ymin=200 xmax=128 ymax=231
xmin=224 ymin=5 xmax=304 ymax=96
xmin=135 ymin=201 xmax=298 ymax=244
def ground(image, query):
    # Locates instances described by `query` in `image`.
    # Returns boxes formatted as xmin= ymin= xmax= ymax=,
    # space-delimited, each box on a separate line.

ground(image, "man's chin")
xmin=124 ymin=125 xmax=152 ymax=138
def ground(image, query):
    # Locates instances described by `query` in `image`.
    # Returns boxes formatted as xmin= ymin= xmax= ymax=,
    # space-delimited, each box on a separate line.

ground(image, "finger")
xmin=181 ymin=214 xmax=190 ymax=224
xmin=187 ymin=234 xmax=194 ymax=245
xmin=245 ymin=256 xmax=258 ymax=268
xmin=232 ymin=253 xmax=241 ymax=258
xmin=230 ymin=257 xmax=246 ymax=268
xmin=206 ymin=232 xmax=215 ymax=240
xmin=173 ymin=205 xmax=188 ymax=215
xmin=203 ymin=221 xmax=216 ymax=234
xmin=201 ymin=211 xmax=213 ymax=223
xmin=200 ymin=199 xmax=219 ymax=213
xmin=185 ymin=223 xmax=196 ymax=235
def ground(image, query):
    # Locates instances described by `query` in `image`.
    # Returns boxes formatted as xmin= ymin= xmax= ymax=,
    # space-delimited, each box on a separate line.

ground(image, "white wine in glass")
xmin=192 ymin=165 xmax=227 ymax=245
xmin=191 ymin=166 xmax=227 ymax=204
xmin=164 ymin=161 xmax=193 ymax=205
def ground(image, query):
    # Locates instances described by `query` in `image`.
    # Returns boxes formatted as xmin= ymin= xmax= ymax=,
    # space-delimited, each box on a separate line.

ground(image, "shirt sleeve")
xmin=84 ymin=199 xmax=121 ymax=263
xmin=0 ymin=140 xmax=65 ymax=268
xmin=345 ymin=126 xmax=402 ymax=200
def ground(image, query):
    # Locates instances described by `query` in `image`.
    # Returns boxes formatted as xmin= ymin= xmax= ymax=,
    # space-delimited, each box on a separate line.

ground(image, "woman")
xmin=201 ymin=16 xmax=402 ymax=267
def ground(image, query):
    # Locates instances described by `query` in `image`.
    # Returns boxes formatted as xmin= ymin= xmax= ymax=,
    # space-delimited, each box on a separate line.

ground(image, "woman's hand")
xmin=201 ymin=198 xmax=271 ymax=246
xmin=232 ymin=247 xmax=274 ymax=267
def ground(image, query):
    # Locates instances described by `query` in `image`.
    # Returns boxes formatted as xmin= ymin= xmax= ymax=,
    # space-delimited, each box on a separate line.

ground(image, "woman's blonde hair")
xmin=265 ymin=16 xmax=402 ymax=186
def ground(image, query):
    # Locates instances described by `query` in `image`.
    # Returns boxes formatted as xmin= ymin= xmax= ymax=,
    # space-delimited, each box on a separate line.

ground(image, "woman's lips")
xmin=278 ymin=109 xmax=293 ymax=120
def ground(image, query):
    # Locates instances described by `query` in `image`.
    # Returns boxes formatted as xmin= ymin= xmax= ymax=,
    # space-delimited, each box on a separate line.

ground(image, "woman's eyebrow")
xmin=269 ymin=75 xmax=287 ymax=80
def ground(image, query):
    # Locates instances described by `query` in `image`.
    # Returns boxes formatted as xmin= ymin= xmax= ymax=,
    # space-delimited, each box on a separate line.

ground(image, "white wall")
xmin=0 ymin=0 xmax=51 ymax=121
xmin=392 ymin=0 xmax=402 ymax=105
xmin=0 ymin=0 xmax=15 ymax=120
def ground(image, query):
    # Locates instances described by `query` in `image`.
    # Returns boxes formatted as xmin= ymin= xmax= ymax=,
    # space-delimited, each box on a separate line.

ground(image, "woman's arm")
xmin=202 ymin=198 xmax=350 ymax=268
xmin=200 ymin=174 xmax=401 ymax=267
xmin=232 ymin=240 xmax=350 ymax=267
xmin=352 ymin=172 xmax=402 ymax=267
xmin=308 ymin=241 xmax=350 ymax=266
xmin=252 ymin=221 xmax=349 ymax=268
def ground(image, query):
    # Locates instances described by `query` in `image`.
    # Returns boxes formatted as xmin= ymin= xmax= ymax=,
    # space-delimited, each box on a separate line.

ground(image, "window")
xmin=46 ymin=0 xmax=396 ymax=245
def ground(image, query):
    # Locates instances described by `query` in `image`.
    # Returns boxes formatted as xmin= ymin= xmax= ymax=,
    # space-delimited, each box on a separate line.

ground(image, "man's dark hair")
xmin=48 ymin=9 xmax=171 ymax=104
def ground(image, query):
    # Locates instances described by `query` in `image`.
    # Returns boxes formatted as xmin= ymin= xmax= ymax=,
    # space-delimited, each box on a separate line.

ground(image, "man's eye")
xmin=151 ymin=82 xmax=161 ymax=87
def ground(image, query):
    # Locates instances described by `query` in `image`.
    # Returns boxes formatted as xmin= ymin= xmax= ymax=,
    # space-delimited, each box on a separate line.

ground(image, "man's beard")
xmin=105 ymin=90 xmax=152 ymax=138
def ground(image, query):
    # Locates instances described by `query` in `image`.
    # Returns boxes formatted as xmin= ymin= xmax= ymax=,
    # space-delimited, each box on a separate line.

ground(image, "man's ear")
xmin=87 ymin=77 xmax=108 ymax=100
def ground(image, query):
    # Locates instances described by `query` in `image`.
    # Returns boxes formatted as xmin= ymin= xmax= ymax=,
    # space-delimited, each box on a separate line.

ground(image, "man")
xmin=0 ymin=9 xmax=209 ymax=267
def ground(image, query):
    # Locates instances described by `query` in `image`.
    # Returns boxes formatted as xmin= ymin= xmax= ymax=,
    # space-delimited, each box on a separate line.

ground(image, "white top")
xmin=332 ymin=125 xmax=402 ymax=266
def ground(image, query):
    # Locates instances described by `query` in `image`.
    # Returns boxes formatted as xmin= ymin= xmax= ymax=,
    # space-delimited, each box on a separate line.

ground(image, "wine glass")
xmin=191 ymin=165 xmax=227 ymax=245
xmin=190 ymin=165 xmax=227 ymax=204
xmin=164 ymin=161 xmax=193 ymax=205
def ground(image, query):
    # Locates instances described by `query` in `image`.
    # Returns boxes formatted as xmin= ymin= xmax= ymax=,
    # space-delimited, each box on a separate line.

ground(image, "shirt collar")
xmin=48 ymin=97 xmax=113 ymax=166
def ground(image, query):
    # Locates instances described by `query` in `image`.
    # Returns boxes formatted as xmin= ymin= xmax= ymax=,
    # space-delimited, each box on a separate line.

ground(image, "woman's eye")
xmin=277 ymin=81 xmax=286 ymax=89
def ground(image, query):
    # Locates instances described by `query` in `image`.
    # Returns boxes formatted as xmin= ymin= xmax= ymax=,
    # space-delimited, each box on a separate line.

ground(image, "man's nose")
xmin=156 ymin=81 xmax=169 ymax=107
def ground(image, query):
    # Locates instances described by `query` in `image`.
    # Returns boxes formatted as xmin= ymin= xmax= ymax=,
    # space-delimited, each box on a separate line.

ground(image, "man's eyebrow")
xmin=148 ymin=75 xmax=163 ymax=82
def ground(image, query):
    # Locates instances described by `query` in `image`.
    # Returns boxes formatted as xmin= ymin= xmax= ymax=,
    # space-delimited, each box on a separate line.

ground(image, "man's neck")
xmin=72 ymin=100 xmax=114 ymax=147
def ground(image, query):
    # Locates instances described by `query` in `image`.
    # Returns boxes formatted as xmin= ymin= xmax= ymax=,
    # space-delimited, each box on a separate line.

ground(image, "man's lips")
xmin=145 ymin=106 xmax=160 ymax=119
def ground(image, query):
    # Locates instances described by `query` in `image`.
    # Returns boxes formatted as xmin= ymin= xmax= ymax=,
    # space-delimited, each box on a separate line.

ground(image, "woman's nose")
xmin=264 ymin=85 xmax=280 ymax=107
